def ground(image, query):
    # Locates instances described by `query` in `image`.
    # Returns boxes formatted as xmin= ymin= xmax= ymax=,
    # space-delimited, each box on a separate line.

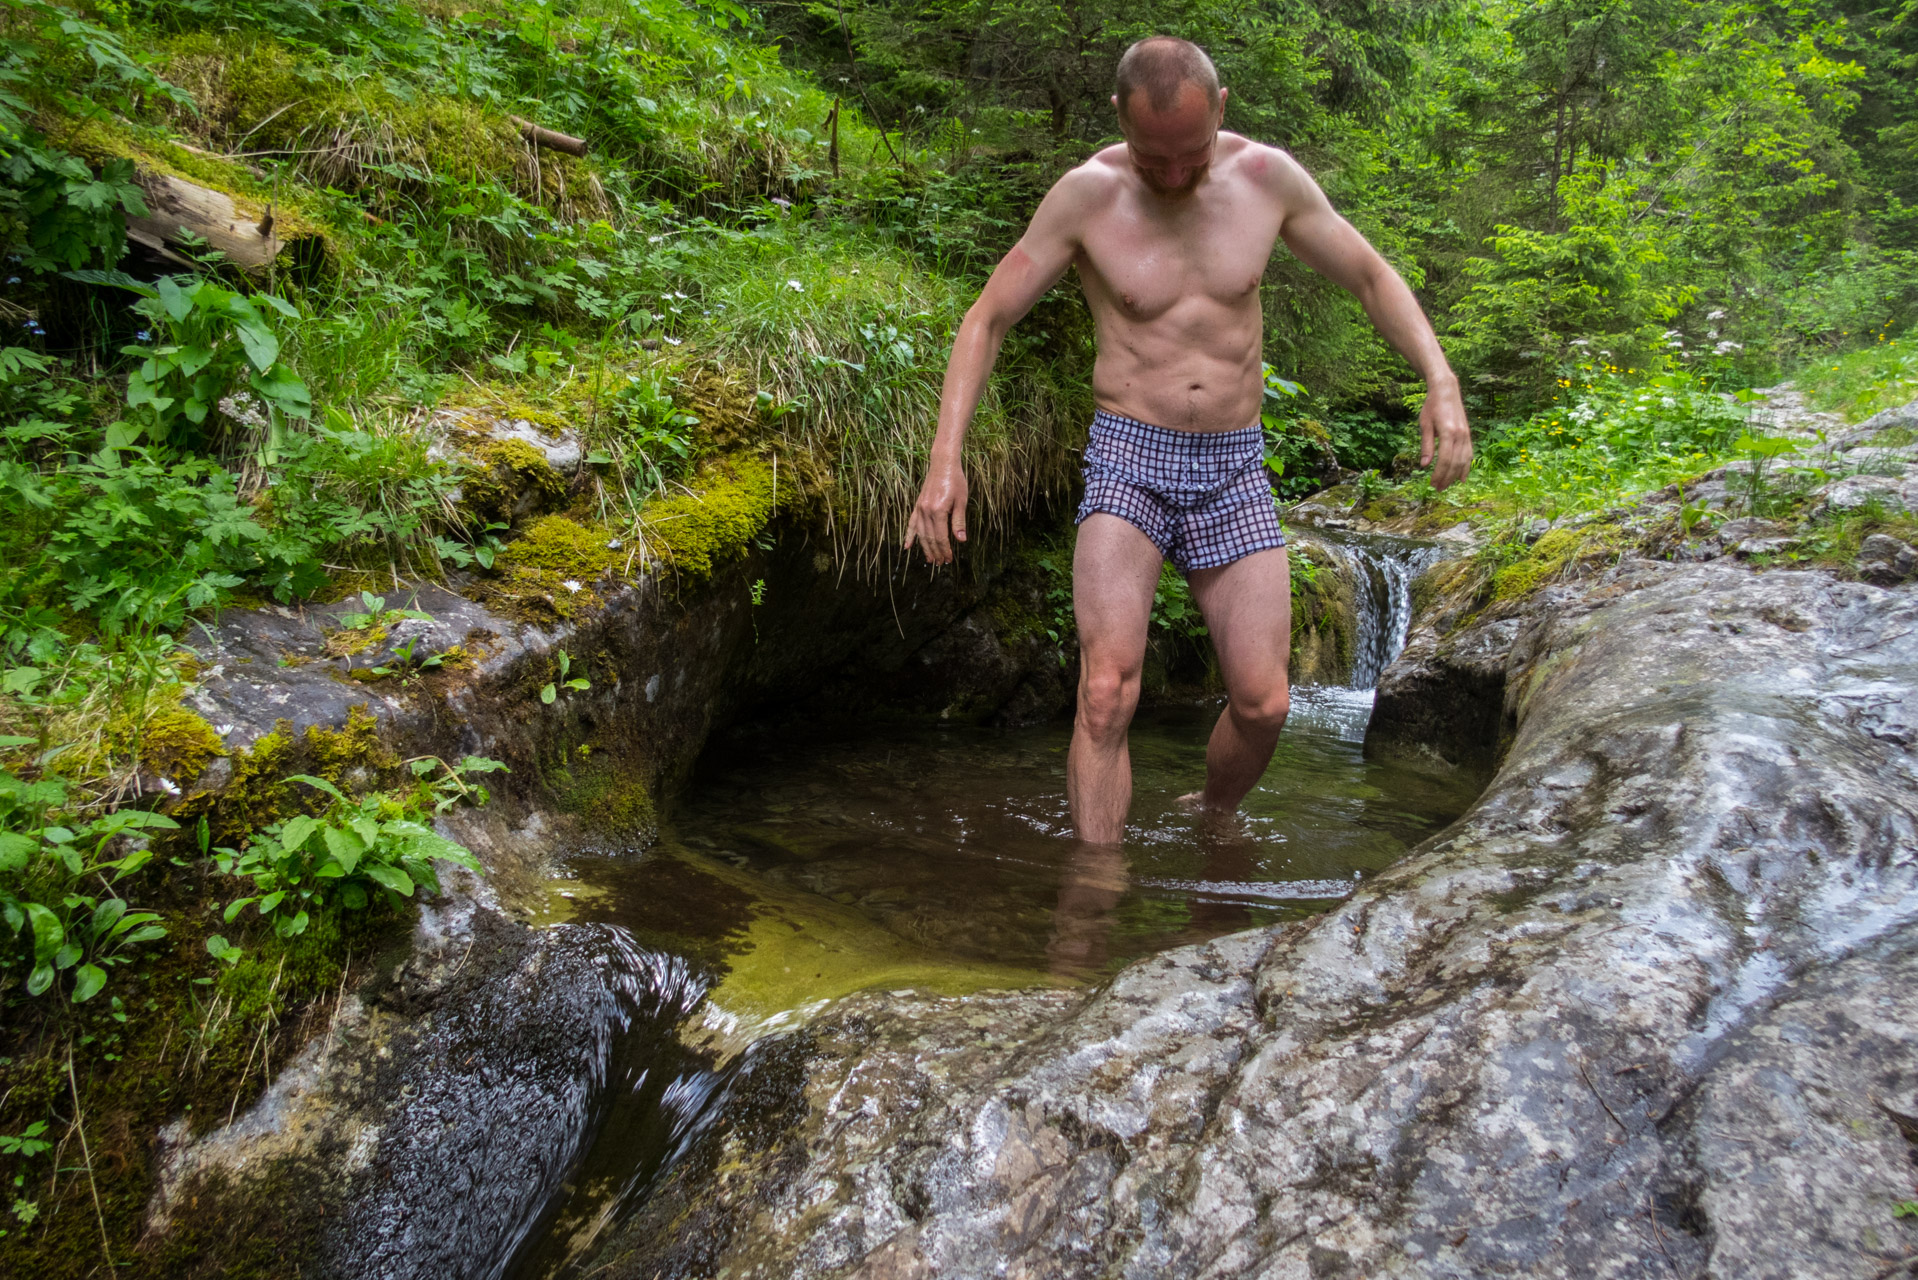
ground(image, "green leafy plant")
xmin=72 ymin=272 xmax=313 ymax=452
xmin=337 ymin=591 xmax=431 ymax=632
xmin=1730 ymin=432 xmax=1803 ymax=516
xmin=611 ymin=373 xmax=699 ymax=494
xmin=539 ymin=649 xmax=590 ymax=704
xmin=213 ymin=760 xmax=501 ymax=941
xmin=0 ymin=769 xmax=174 ymax=1002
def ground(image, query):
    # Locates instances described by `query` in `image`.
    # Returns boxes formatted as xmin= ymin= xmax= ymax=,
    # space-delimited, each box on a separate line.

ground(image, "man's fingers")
xmin=951 ymin=509 xmax=968 ymax=544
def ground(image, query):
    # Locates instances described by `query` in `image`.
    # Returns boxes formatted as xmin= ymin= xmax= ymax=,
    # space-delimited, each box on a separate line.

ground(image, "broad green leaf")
xmin=26 ymin=962 xmax=53 ymax=996
xmin=155 ymin=275 xmax=192 ymax=322
xmin=71 ymin=964 xmax=106 ymax=1003
xmin=364 ymin=863 xmax=415 ymax=897
xmin=323 ymin=826 xmax=363 ymax=875
xmin=0 ymin=832 xmax=35 ymax=874
xmin=280 ymin=814 xmax=320 ymax=851
xmin=258 ymin=890 xmax=286 ymax=914
xmin=224 ymin=897 xmax=256 ymax=922
xmin=233 ymin=314 xmax=279 ymax=372
xmin=251 ymin=364 xmax=313 ymax=419
xmin=24 ymin=901 xmax=61 ymax=960
xmin=287 ymin=774 xmax=348 ymax=803
xmin=90 ymin=898 xmax=127 ymax=935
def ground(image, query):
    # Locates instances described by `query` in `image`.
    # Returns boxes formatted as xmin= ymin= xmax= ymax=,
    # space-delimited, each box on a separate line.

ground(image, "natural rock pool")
xmin=500 ymin=679 xmax=1478 ymax=1276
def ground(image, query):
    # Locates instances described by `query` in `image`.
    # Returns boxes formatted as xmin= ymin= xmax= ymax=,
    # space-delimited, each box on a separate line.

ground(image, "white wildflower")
xmin=786 ymin=279 xmax=805 ymax=292
xmin=663 ymin=336 xmax=682 ymax=346
xmin=562 ymin=580 xmax=583 ymax=593
xmin=1707 ymin=309 xmax=1726 ymax=321
xmin=1714 ymin=340 xmax=1743 ymax=355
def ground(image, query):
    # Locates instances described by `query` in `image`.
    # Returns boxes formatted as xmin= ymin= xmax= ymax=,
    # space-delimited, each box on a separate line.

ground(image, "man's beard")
xmin=1138 ymin=162 xmax=1209 ymax=196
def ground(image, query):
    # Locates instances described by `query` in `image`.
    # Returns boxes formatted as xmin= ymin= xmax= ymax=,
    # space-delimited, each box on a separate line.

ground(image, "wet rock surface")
xmin=576 ymin=559 xmax=1918 ymax=1279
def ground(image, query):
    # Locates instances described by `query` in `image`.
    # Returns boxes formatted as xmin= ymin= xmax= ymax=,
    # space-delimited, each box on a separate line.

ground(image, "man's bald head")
xmin=1114 ymin=37 xmax=1220 ymax=124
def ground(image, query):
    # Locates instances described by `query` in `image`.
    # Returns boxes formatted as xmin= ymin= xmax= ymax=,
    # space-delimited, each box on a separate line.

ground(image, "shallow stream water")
xmin=663 ymin=686 xmax=1477 ymax=981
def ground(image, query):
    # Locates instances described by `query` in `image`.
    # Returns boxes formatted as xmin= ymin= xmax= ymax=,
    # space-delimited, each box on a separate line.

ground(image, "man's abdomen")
xmin=1087 ymin=305 xmax=1264 ymax=433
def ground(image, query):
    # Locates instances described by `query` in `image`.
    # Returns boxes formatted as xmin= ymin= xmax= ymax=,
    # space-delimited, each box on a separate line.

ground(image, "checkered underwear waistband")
xmin=1085 ymin=408 xmax=1264 ymax=491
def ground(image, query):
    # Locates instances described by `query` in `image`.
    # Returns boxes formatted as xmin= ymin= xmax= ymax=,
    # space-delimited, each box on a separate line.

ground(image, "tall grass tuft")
xmin=689 ymin=228 xmax=1091 ymax=568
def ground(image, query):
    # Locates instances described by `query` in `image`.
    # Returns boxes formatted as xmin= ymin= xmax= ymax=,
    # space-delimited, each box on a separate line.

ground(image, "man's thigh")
xmin=1186 ymin=546 xmax=1291 ymax=694
xmin=1073 ymin=513 xmax=1163 ymax=670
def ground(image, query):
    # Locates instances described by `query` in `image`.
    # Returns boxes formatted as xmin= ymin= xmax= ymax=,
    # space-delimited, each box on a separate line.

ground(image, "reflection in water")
xmin=673 ymin=686 xmax=1480 ymax=982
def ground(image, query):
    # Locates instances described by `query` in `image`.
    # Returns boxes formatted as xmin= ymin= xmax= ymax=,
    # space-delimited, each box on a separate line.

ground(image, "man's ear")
xmin=1218 ymin=87 xmax=1230 ymax=117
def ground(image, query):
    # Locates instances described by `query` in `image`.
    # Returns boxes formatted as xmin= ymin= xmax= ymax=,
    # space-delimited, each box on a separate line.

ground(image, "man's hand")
xmin=1419 ymin=382 xmax=1473 ymax=491
xmin=905 ymin=463 xmax=969 ymax=565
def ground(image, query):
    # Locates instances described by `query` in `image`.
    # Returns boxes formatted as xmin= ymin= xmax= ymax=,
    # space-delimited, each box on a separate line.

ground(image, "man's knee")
xmin=1229 ymin=684 xmax=1290 ymax=735
xmin=1077 ymin=661 xmax=1142 ymax=739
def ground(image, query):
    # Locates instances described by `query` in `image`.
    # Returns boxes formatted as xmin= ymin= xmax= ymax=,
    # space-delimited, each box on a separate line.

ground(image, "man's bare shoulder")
xmin=1217 ymin=134 xmax=1314 ymax=197
xmin=1053 ymin=147 xmax=1132 ymax=201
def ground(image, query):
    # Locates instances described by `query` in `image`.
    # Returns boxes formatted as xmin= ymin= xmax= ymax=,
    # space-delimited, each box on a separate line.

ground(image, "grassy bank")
xmin=0 ymin=0 xmax=1092 ymax=1270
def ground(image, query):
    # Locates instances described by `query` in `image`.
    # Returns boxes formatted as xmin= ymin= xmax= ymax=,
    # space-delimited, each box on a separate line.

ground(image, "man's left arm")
xmin=1268 ymin=153 xmax=1473 ymax=490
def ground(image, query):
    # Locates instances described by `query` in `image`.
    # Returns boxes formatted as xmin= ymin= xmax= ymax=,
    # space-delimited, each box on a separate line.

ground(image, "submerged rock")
xmin=574 ymin=559 xmax=1918 ymax=1279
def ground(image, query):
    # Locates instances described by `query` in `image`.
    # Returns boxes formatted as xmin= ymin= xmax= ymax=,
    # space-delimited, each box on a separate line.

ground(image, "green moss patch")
xmin=484 ymin=514 xmax=628 ymax=621
xmin=547 ymin=752 xmax=656 ymax=842
xmin=138 ymin=705 xmax=226 ymax=784
xmin=640 ymin=455 xmax=777 ymax=579
xmin=1491 ymin=524 xmax=1628 ymax=600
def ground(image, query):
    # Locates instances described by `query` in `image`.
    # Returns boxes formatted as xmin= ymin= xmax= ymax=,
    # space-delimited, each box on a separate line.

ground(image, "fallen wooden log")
xmin=124 ymin=168 xmax=323 ymax=272
xmin=509 ymin=115 xmax=588 ymax=157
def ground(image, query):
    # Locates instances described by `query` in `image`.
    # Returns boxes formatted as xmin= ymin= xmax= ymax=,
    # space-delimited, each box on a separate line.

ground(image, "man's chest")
xmin=1076 ymin=189 xmax=1283 ymax=321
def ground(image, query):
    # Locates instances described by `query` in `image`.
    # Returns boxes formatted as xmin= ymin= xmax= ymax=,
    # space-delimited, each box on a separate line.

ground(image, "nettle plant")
xmin=210 ymin=756 xmax=504 ymax=952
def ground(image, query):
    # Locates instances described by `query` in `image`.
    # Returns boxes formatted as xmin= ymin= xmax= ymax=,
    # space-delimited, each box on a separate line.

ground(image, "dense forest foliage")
xmin=0 ymin=0 xmax=1914 ymax=1268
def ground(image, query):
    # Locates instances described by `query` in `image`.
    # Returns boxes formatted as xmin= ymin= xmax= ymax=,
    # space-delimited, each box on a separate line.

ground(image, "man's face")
xmin=1118 ymin=83 xmax=1225 ymax=197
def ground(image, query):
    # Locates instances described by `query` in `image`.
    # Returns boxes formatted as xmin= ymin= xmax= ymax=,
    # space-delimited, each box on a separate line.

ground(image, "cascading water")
xmin=1307 ymin=528 xmax=1445 ymax=689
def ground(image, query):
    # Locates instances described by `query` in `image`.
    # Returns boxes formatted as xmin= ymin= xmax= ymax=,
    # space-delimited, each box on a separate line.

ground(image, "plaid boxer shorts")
xmin=1075 ymin=408 xmax=1287 ymax=573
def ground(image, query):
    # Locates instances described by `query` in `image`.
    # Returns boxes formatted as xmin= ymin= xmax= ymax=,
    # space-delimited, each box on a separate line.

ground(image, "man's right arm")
xmin=905 ymin=173 xmax=1090 ymax=565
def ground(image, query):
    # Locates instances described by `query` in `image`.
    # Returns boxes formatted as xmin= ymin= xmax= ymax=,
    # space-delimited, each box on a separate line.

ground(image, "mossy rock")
xmin=547 ymin=752 xmax=656 ymax=842
xmin=485 ymin=514 xmax=629 ymax=621
xmin=641 ymin=454 xmax=778 ymax=579
xmin=193 ymin=705 xmax=398 ymax=842
xmin=137 ymin=705 xmax=226 ymax=784
xmin=459 ymin=436 xmax=572 ymax=527
xmin=1490 ymin=524 xmax=1629 ymax=600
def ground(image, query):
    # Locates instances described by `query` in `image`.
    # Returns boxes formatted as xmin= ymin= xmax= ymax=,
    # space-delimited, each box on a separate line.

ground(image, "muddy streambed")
xmin=496 ymin=684 xmax=1478 ymax=1277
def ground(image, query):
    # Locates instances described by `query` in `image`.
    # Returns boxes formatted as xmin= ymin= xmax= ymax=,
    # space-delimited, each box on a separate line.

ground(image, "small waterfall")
xmin=1309 ymin=529 xmax=1444 ymax=689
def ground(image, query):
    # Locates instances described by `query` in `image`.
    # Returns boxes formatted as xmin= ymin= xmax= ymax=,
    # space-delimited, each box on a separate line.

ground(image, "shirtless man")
xmin=905 ymin=36 xmax=1473 ymax=846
